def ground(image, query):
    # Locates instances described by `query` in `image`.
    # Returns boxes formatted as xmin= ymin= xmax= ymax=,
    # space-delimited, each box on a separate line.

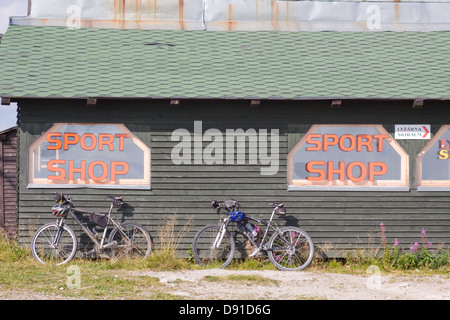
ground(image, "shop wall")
xmin=16 ymin=98 xmax=450 ymax=257
xmin=0 ymin=127 xmax=17 ymax=236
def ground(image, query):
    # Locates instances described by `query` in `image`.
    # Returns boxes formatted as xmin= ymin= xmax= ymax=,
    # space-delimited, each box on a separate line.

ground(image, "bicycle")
xmin=192 ymin=199 xmax=315 ymax=271
xmin=31 ymin=192 xmax=152 ymax=265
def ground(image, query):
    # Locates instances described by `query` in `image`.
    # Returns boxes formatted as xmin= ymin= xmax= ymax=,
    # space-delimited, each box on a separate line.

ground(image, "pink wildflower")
xmin=421 ymin=228 xmax=428 ymax=247
xmin=380 ymin=223 xmax=386 ymax=245
xmin=410 ymin=242 xmax=420 ymax=252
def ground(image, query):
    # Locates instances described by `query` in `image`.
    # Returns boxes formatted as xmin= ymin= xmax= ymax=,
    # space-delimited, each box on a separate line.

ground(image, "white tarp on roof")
xmin=6 ymin=0 xmax=450 ymax=31
xmin=0 ymin=0 xmax=29 ymax=34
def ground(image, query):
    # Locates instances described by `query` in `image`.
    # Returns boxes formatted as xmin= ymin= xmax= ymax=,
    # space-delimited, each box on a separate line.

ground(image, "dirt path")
xmin=0 ymin=268 xmax=448 ymax=300
xmin=132 ymin=269 xmax=450 ymax=300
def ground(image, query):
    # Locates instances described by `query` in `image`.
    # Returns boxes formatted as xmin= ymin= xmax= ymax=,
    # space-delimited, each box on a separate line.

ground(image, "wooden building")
xmin=1 ymin=25 xmax=450 ymax=257
xmin=0 ymin=126 xmax=18 ymax=236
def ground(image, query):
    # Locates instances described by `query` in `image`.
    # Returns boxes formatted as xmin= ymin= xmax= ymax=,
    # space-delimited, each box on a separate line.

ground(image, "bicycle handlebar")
xmin=211 ymin=199 xmax=285 ymax=211
xmin=211 ymin=199 xmax=239 ymax=211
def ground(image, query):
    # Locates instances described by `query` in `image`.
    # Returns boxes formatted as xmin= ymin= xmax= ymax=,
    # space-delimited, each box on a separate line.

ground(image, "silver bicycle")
xmin=31 ymin=192 xmax=152 ymax=265
xmin=192 ymin=199 xmax=315 ymax=271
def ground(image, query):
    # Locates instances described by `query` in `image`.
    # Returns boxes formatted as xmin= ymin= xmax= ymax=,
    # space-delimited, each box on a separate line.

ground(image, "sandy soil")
xmin=1 ymin=268 xmax=448 ymax=300
xmin=134 ymin=268 xmax=450 ymax=300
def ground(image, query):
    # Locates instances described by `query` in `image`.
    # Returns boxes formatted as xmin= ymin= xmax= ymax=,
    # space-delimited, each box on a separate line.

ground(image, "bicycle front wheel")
xmin=31 ymin=222 xmax=78 ymax=265
xmin=192 ymin=224 xmax=235 ymax=268
xmin=108 ymin=222 xmax=152 ymax=259
xmin=267 ymin=227 xmax=314 ymax=271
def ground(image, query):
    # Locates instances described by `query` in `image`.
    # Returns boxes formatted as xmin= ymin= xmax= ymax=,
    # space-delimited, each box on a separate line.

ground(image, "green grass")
xmin=1 ymin=227 xmax=449 ymax=299
xmin=202 ymin=274 xmax=279 ymax=286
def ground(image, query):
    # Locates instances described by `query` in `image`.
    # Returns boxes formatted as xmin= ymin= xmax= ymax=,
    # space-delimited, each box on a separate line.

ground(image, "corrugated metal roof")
xmin=1 ymin=25 xmax=450 ymax=100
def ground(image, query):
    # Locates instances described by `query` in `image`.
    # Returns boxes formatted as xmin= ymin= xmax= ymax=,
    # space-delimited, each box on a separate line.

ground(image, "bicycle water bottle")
xmin=245 ymin=222 xmax=258 ymax=238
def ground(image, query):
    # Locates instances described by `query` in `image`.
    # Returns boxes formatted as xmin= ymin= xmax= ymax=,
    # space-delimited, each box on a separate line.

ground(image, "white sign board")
xmin=395 ymin=125 xmax=430 ymax=140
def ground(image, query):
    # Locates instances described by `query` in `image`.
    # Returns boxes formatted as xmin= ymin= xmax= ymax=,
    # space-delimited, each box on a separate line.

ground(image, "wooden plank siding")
xmin=0 ymin=127 xmax=18 ymax=236
xmin=16 ymin=98 xmax=450 ymax=258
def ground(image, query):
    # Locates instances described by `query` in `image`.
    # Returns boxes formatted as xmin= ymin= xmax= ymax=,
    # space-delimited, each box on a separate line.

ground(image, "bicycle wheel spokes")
xmin=192 ymin=225 xmax=235 ymax=268
xmin=32 ymin=223 xmax=77 ymax=265
xmin=109 ymin=223 xmax=152 ymax=259
xmin=268 ymin=227 xmax=314 ymax=271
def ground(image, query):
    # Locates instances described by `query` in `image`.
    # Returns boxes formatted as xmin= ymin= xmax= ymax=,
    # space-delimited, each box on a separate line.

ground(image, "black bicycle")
xmin=31 ymin=192 xmax=152 ymax=265
xmin=192 ymin=199 xmax=315 ymax=271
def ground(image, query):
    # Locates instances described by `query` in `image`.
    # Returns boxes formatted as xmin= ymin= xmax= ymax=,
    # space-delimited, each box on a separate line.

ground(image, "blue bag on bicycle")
xmin=229 ymin=211 xmax=245 ymax=222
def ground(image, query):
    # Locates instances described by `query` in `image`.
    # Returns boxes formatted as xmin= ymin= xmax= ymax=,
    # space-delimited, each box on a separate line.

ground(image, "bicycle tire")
xmin=267 ymin=226 xmax=314 ymax=271
xmin=192 ymin=224 xmax=235 ymax=268
xmin=108 ymin=222 xmax=152 ymax=259
xmin=31 ymin=222 xmax=78 ymax=265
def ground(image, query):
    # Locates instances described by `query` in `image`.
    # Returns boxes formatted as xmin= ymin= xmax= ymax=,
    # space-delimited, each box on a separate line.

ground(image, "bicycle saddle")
xmin=268 ymin=202 xmax=284 ymax=207
xmin=106 ymin=196 xmax=124 ymax=207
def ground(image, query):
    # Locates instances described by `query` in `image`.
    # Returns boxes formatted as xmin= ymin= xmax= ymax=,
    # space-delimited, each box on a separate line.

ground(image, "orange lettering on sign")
xmin=115 ymin=134 xmax=129 ymax=151
xmin=368 ymin=162 xmax=387 ymax=181
xmin=373 ymin=135 xmax=388 ymax=152
xmin=80 ymin=133 xmax=97 ymax=151
xmin=305 ymin=161 xmax=388 ymax=183
xmin=357 ymin=135 xmax=373 ymax=152
xmin=323 ymin=134 xmax=339 ymax=151
xmin=305 ymin=134 xmax=322 ymax=151
xmin=98 ymin=134 xmax=114 ymax=151
xmin=305 ymin=133 xmax=389 ymax=152
xmin=47 ymin=159 xmax=66 ymax=180
xmin=338 ymin=134 xmax=356 ymax=152
xmin=46 ymin=132 xmax=63 ymax=150
xmin=64 ymin=133 xmax=79 ymax=150
xmin=44 ymin=132 xmax=130 ymax=151
xmin=68 ymin=160 xmax=86 ymax=180
xmin=88 ymin=161 xmax=109 ymax=181
xmin=111 ymin=161 xmax=129 ymax=181
xmin=305 ymin=161 xmax=326 ymax=181
xmin=346 ymin=161 xmax=367 ymax=182
xmin=327 ymin=161 xmax=345 ymax=181
xmin=46 ymin=160 xmax=130 ymax=182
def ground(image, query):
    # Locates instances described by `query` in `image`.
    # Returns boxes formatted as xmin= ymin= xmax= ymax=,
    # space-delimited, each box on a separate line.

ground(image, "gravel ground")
xmin=1 ymin=268 xmax=448 ymax=300
xmin=135 ymin=269 xmax=450 ymax=300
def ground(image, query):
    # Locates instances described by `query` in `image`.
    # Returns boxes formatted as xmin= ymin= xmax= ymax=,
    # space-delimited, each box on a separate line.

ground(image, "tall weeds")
xmin=0 ymin=228 xmax=29 ymax=262
xmin=141 ymin=214 xmax=194 ymax=270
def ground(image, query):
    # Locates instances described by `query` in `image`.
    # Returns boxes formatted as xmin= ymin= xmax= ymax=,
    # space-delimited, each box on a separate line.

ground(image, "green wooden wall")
xmin=16 ymin=98 xmax=450 ymax=258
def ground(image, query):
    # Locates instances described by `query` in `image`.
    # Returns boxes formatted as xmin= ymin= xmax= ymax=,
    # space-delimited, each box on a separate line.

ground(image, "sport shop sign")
xmin=288 ymin=125 xmax=409 ymax=191
xmin=28 ymin=123 xmax=150 ymax=189
xmin=417 ymin=125 xmax=450 ymax=190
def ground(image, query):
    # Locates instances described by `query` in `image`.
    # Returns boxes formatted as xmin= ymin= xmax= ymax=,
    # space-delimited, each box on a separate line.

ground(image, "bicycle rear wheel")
xmin=267 ymin=226 xmax=314 ymax=271
xmin=31 ymin=222 xmax=78 ymax=265
xmin=108 ymin=222 xmax=152 ymax=259
xmin=192 ymin=224 xmax=235 ymax=268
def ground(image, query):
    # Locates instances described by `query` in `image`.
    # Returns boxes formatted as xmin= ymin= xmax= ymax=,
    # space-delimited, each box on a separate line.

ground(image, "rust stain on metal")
xmin=228 ymin=3 xmax=233 ymax=31
xmin=271 ymin=0 xmax=280 ymax=31
xmin=394 ymin=3 xmax=401 ymax=29
xmin=135 ymin=0 xmax=142 ymax=21
xmin=179 ymin=0 xmax=185 ymax=30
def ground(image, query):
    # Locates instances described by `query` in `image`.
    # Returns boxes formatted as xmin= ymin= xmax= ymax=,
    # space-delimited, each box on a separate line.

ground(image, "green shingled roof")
xmin=1 ymin=25 xmax=450 ymax=100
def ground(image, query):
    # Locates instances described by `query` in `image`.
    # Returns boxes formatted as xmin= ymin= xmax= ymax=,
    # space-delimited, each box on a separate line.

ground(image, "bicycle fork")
xmin=212 ymin=219 xmax=229 ymax=249
xmin=51 ymin=218 xmax=65 ymax=249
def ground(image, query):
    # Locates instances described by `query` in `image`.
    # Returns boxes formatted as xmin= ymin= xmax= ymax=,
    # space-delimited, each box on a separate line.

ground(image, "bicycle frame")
xmin=59 ymin=201 xmax=123 ymax=251
xmin=213 ymin=206 xmax=280 ymax=250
